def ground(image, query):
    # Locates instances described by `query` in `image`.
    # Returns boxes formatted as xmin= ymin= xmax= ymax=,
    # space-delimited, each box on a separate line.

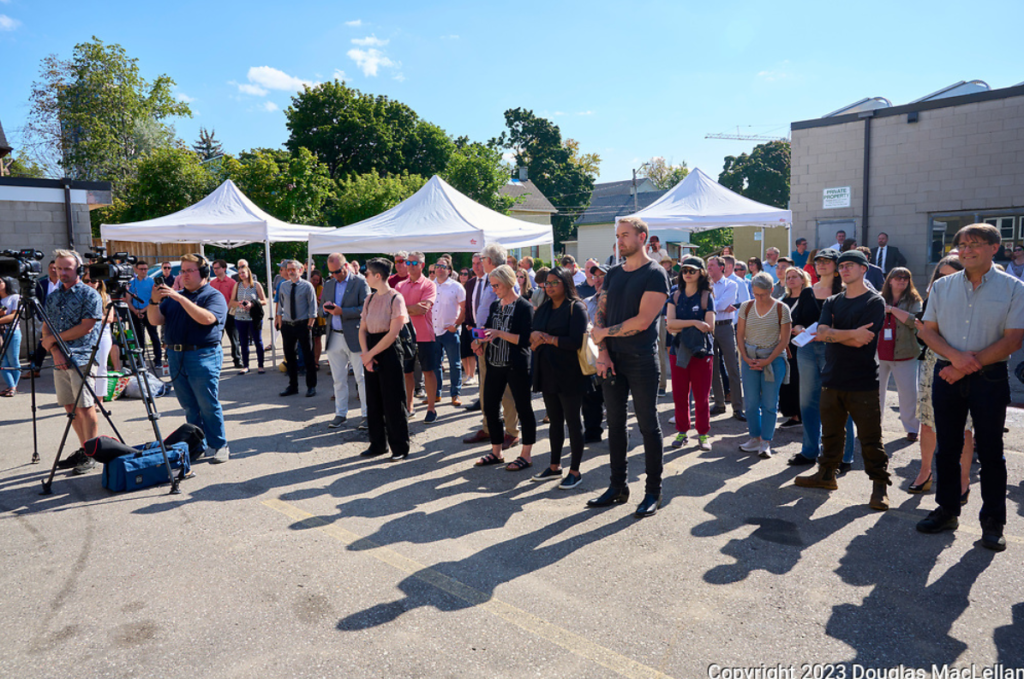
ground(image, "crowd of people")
xmin=1 ymin=220 xmax=1022 ymax=550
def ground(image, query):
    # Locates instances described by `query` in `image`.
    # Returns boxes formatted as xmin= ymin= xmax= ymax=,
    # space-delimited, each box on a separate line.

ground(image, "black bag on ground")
xmin=164 ymin=423 xmax=206 ymax=462
xmin=84 ymin=436 xmax=136 ymax=464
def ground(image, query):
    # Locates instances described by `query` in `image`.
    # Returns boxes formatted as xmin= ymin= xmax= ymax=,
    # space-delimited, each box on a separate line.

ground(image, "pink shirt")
xmin=210 ymin=277 xmax=236 ymax=302
xmin=396 ymin=275 xmax=437 ymax=342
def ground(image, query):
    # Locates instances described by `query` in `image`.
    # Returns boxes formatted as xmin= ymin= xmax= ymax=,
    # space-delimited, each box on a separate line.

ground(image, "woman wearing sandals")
xmin=528 ymin=266 xmax=589 ymax=488
xmin=230 ymin=264 xmax=267 ymax=375
xmin=473 ymin=265 xmax=537 ymax=471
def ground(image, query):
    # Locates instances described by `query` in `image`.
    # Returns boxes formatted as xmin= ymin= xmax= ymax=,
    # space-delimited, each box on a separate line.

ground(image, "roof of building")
xmin=591 ymin=177 xmax=657 ymax=198
xmin=0 ymin=118 xmax=12 ymax=158
xmin=574 ymin=189 xmax=668 ymax=226
xmin=499 ymin=179 xmax=557 ymax=213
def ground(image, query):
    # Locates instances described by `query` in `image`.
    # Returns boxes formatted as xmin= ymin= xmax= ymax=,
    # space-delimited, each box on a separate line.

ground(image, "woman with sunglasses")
xmin=1007 ymin=244 xmax=1024 ymax=282
xmin=516 ymin=268 xmax=534 ymax=301
xmin=877 ymin=267 xmax=922 ymax=442
xmin=665 ymin=257 xmax=716 ymax=451
xmin=0 ymin=276 xmax=22 ymax=396
xmin=529 ymin=266 xmax=589 ymax=488
xmin=908 ymin=256 xmax=973 ymax=498
xmin=230 ymin=264 xmax=267 ymax=374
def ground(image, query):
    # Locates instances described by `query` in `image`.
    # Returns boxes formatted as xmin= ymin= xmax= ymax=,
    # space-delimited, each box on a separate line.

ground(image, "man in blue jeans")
xmin=916 ymin=223 xmax=1024 ymax=551
xmin=148 ymin=254 xmax=230 ymax=463
xmin=589 ymin=216 xmax=670 ymax=518
xmin=431 ymin=255 xmax=465 ymax=405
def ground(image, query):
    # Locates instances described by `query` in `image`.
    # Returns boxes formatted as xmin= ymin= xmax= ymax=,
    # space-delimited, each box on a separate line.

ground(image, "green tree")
xmin=442 ymin=140 xmax=517 ymax=213
xmin=330 ymin=170 xmax=426 ymax=226
xmin=564 ymin=138 xmax=601 ymax=179
xmin=644 ymin=157 xmax=689 ymax=190
xmin=222 ymin=146 xmax=335 ymax=226
xmin=284 ymin=80 xmax=453 ymax=180
xmin=689 ymin=228 xmax=735 ymax=258
xmin=2 ymin=153 xmax=46 ymax=178
xmin=490 ymin=108 xmax=597 ymax=246
xmin=719 ymin=140 xmax=790 ymax=209
xmin=193 ymin=127 xmax=224 ymax=160
xmin=23 ymin=37 xmax=191 ymax=184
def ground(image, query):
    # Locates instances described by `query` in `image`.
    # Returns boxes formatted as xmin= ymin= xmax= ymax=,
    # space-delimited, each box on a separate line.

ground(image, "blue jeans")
xmin=740 ymin=354 xmax=787 ymax=441
xmin=168 ymin=345 xmax=227 ymax=450
xmin=1 ymin=328 xmax=21 ymax=390
xmin=433 ymin=330 xmax=462 ymax=398
xmin=796 ymin=343 xmax=854 ymax=462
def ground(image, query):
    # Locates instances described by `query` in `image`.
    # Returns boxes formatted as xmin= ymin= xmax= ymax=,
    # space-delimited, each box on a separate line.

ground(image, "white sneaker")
xmin=739 ymin=438 xmax=761 ymax=452
xmin=669 ymin=415 xmax=676 ymax=424
xmin=210 ymin=445 xmax=231 ymax=464
xmin=758 ymin=440 xmax=772 ymax=459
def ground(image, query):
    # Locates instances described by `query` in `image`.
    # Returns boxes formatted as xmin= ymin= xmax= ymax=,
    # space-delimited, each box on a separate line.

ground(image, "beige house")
xmin=791 ymin=80 xmax=1024 ymax=284
xmin=499 ymin=178 xmax=556 ymax=265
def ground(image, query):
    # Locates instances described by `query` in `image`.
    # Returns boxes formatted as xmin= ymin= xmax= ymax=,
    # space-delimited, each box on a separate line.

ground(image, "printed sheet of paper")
xmin=792 ymin=323 xmax=818 ymax=347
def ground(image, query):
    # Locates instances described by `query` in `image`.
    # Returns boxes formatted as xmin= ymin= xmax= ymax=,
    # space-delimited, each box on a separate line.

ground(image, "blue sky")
xmin=2 ymin=0 xmax=1022 ymax=190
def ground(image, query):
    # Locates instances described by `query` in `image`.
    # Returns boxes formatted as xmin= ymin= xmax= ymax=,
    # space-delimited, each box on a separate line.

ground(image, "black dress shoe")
xmin=838 ymin=461 xmax=853 ymax=475
xmin=980 ymin=517 xmax=1007 ymax=552
xmin=360 ymin=448 xmax=387 ymax=457
xmin=732 ymin=411 xmax=747 ymax=422
xmin=280 ymin=387 xmax=299 ymax=397
xmin=465 ymin=399 xmax=481 ymax=412
xmin=584 ymin=433 xmax=603 ymax=444
xmin=786 ymin=453 xmax=815 ymax=467
xmin=635 ymin=493 xmax=662 ymax=518
xmin=586 ymin=486 xmax=630 ymax=508
xmin=916 ymin=507 xmax=959 ymax=534
xmin=306 ymin=387 xmax=317 ymax=397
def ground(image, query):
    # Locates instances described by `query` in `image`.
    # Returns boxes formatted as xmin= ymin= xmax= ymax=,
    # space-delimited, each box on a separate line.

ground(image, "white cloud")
xmin=440 ymin=34 xmax=459 ymax=40
xmin=232 ymin=81 xmax=268 ymax=96
xmin=351 ymin=35 xmax=388 ymax=47
xmin=757 ymin=61 xmax=792 ymax=83
xmin=248 ymin=65 xmax=314 ymax=91
xmin=0 ymin=14 xmax=20 ymax=31
xmin=347 ymin=48 xmax=399 ymax=77
xmin=553 ymin=111 xmax=566 ymax=116
xmin=393 ymin=73 xmax=405 ymax=83
xmin=332 ymin=69 xmax=347 ymax=81
xmin=501 ymin=151 xmax=517 ymax=165
xmin=176 ymin=92 xmax=196 ymax=103
xmin=345 ymin=19 xmax=362 ymax=26
xmin=262 ymin=101 xmax=279 ymax=112
xmin=576 ymin=110 xmax=594 ymax=116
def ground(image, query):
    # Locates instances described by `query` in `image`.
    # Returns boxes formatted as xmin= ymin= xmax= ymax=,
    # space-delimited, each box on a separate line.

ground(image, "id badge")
xmin=883 ymin=328 xmax=893 ymax=341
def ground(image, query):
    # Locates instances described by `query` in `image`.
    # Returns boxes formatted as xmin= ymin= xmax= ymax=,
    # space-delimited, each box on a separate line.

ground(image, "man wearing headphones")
xmin=148 ymin=254 xmax=231 ymax=463
xmin=42 ymin=249 xmax=104 ymax=475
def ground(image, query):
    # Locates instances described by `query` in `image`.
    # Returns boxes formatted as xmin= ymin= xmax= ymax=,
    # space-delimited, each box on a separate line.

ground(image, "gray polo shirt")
xmin=279 ymin=279 xmax=318 ymax=322
xmin=922 ymin=267 xmax=1024 ymax=361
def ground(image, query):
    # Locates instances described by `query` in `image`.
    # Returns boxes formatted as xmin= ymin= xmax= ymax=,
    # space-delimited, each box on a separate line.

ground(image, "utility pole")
xmin=631 ymin=161 xmax=651 ymax=214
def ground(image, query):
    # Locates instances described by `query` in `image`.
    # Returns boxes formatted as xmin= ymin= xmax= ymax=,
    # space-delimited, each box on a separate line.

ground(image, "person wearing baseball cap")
xmin=795 ymin=245 xmax=891 ymax=511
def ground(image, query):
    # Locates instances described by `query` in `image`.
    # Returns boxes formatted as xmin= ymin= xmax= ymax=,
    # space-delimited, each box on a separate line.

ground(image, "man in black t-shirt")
xmin=589 ymin=217 xmax=671 ymax=518
xmin=795 ymin=250 xmax=890 ymax=509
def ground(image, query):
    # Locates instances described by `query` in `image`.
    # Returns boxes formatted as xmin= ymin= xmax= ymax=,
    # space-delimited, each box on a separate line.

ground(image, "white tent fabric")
xmin=100 ymin=179 xmax=319 ymax=246
xmin=308 ymin=175 xmax=554 ymax=254
xmin=616 ymin=167 xmax=791 ymax=231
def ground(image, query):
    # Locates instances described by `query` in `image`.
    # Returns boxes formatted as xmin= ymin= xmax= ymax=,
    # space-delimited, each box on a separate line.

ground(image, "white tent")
xmin=616 ymin=168 xmax=791 ymax=255
xmin=308 ymin=175 xmax=554 ymax=254
xmin=101 ymin=179 xmax=324 ymax=363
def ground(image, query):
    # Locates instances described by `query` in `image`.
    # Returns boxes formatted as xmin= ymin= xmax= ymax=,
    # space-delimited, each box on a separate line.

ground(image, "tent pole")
xmin=760 ymin=227 xmax=765 ymax=260
xmin=265 ymin=240 xmax=277 ymax=366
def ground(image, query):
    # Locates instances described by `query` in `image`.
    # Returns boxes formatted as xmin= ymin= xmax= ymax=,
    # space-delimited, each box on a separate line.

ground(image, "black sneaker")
xmin=980 ymin=517 xmax=1007 ymax=552
xmin=72 ymin=456 xmax=96 ymax=475
xmin=58 ymin=449 xmax=87 ymax=469
xmin=916 ymin=507 xmax=959 ymax=534
xmin=838 ymin=462 xmax=853 ymax=475
xmin=786 ymin=453 xmax=815 ymax=467
xmin=780 ymin=418 xmax=802 ymax=429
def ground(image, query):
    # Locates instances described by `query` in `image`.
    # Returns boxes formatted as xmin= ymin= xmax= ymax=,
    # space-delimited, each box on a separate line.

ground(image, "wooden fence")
xmin=92 ymin=238 xmax=199 ymax=261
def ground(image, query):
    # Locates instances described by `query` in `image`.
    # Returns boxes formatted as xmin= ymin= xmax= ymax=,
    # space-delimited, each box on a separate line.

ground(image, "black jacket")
xmin=531 ymin=298 xmax=588 ymax=393
xmin=869 ymin=246 xmax=907 ymax=275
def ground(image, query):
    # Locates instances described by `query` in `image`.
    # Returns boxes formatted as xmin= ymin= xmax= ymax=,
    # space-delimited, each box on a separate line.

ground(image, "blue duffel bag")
xmin=101 ymin=441 xmax=191 ymax=493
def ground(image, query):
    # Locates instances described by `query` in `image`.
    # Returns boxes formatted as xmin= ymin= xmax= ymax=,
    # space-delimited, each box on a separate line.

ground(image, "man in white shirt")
xmin=707 ymin=256 xmax=745 ymax=420
xmin=870 ymin=232 xmax=908 ymax=276
xmin=561 ymin=254 xmax=587 ymax=287
xmin=829 ymin=229 xmax=847 ymax=252
xmin=723 ymin=254 xmax=751 ymax=310
xmin=431 ymin=255 xmax=466 ymax=406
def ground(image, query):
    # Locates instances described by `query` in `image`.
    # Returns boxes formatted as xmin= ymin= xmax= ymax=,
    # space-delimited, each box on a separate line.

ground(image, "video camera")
xmin=85 ymin=247 xmax=137 ymax=291
xmin=0 ymin=248 xmax=44 ymax=281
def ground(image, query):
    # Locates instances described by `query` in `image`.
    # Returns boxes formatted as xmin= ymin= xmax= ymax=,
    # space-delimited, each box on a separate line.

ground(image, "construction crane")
xmin=705 ymin=126 xmax=789 ymax=142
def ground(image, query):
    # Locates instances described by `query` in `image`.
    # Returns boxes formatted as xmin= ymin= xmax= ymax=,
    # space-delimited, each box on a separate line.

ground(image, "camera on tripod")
xmin=0 ymin=248 xmax=44 ymax=280
xmin=85 ymin=247 xmax=137 ymax=294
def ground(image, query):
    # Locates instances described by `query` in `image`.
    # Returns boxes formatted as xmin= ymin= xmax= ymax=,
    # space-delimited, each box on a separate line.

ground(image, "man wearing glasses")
xmin=275 ymin=260 xmax=319 ymax=398
xmin=915 ymin=224 xmax=1024 ymax=551
xmin=149 ymin=254 xmax=230 ymax=463
xmin=396 ymin=252 xmax=440 ymax=423
xmin=389 ymin=252 xmax=409 ymax=288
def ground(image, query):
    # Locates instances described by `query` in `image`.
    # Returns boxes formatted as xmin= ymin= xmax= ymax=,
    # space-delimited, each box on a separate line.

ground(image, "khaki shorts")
xmin=54 ymin=366 xmax=96 ymax=409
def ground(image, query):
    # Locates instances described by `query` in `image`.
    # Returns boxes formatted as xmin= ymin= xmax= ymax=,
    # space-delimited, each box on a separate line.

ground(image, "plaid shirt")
xmin=44 ymin=281 xmax=103 ymax=367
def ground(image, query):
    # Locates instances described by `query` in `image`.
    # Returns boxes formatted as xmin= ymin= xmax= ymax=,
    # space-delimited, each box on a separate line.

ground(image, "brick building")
xmin=790 ymin=80 xmax=1024 ymax=283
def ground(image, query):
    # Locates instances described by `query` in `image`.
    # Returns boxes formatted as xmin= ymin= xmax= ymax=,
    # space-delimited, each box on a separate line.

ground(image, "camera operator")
xmin=128 ymin=260 xmax=163 ymax=368
xmin=43 ymin=250 xmax=104 ymax=475
xmin=148 ymin=254 xmax=231 ymax=464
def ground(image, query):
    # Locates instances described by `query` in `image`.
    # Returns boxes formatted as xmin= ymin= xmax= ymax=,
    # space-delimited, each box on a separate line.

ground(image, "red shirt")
xmin=396 ymin=275 xmax=437 ymax=342
xmin=210 ymin=276 xmax=236 ymax=302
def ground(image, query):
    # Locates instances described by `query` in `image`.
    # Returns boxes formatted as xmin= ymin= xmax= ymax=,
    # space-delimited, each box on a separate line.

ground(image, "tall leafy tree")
xmin=222 ymin=147 xmax=334 ymax=226
xmin=719 ymin=140 xmax=791 ymax=209
xmin=644 ymin=157 xmax=689 ymax=190
xmin=443 ymin=139 xmax=517 ymax=214
xmin=284 ymin=80 xmax=453 ymax=180
xmin=193 ymin=127 xmax=224 ymax=160
xmin=23 ymin=37 xmax=191 ymax=183
xmin=2 ymin=153 xmax=46 ymax=178
xmin=330 ymin=170 xmax=427 ymax=226
xmin=490 ymin=108 xmax=598 ymax=245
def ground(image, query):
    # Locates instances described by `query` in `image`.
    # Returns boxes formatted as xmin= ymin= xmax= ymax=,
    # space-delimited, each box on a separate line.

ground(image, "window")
xmin=984 ymin=216 xmax=1017 ymax=246
xmin=930 ymin=212 xmax=1024 ymax=262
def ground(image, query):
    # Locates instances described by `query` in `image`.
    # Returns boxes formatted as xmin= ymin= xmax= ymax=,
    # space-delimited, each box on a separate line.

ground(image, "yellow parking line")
xmin=262 ymin=498 xmax=672 ymax=679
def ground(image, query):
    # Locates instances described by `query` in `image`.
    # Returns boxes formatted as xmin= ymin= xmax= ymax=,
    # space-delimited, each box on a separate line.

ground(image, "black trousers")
xmin=819 ymin=387 xmax=889 ymax=483
xmin=933 ymin=362 xmax=1010 ymax=522
xmin=281 ymin=322 xmax=316 ymax=389
xmin=778 ymin=347 xmax=801 ymax=418
xmin=582 ymin=380 xmax=605 ymax=438
xmin=483 ymin=363 xmax=536 ymax=446
xmin=543 ymin=390 xmax=584 ymax=471
xmin=224 ymin=314 xmax=241 ymax=366
xmin=365 ymin=332 xmax=410 ymax=456
xmin=603 ymin=350 xmax=664 ymax=495
xmin=131 ymin=309 xmax=162 ymax=364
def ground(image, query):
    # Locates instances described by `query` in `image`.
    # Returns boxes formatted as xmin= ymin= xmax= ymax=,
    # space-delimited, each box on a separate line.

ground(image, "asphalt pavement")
xmin=1 ymin=347 xmax=1022 ymax=679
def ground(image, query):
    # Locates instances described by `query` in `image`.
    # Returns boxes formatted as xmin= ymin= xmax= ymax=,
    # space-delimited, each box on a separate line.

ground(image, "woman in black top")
xmin=529 ymin=266 xmax=590 ymax=488
xmin=777 ymin=267 xmax=811 ymax=427
xmin=473 ymin=265 xmax=536 ymax=471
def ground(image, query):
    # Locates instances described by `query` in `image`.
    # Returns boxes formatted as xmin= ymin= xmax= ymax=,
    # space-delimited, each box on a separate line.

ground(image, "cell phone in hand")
xmin=472 ymin=328 xmax=488 ymax=340
xmin=154 ymin=275 xmax=166 ymax=286
xmin=324 ymin=302 xmax=336 ymax=310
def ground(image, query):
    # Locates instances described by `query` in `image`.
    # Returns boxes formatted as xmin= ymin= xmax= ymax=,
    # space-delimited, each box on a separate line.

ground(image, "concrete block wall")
xmin=0 ymin=199 xmax=93 ymax=257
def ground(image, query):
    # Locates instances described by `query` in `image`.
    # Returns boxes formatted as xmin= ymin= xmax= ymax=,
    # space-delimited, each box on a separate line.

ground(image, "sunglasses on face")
xmin=681 ymin=268 xmax=700 ymax=274
xmin=407 ymin=261 xmax=421 ymax=266
xmin=436 ymin=264 xmax=449 ymax=270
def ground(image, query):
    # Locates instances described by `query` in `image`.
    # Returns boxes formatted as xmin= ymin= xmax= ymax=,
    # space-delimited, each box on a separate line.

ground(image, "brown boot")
xmin=794 ymin=466 xmax=838 ymax=490
xmin=869 ymin=481 xmax=890 ymax=511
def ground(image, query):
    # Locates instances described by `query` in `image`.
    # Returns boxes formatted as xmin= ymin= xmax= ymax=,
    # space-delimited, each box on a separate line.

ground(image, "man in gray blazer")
xmin=322 ymin=252 xmax=370 ymax=428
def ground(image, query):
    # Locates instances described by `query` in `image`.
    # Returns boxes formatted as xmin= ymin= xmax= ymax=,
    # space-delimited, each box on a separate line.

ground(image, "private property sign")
xmin=823 ymin=187 xmax=852 ymax=209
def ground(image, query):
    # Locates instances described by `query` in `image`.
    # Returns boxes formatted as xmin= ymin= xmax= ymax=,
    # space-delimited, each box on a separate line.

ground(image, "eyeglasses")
xmin=436 ymin=264 xmax=449 ymax=270
xmin=957 ymin=241 xmax=991 ymax=251
xmin=543 ymin=280 xmax=561 ymax=287
xmin=162 ymin=266 xmax=171 ymax=270
xmin=407 ymin=260 xmax=422 ymax=266
xmin=181 ymin=267 xmax=200 ymax=275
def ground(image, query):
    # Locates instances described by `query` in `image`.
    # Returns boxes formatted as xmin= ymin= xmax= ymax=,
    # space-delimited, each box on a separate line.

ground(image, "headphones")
xmin=64 ymin=251 xmax=85 ymax=277
xmin=190 ymin=254 xmax=210 ymax=279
